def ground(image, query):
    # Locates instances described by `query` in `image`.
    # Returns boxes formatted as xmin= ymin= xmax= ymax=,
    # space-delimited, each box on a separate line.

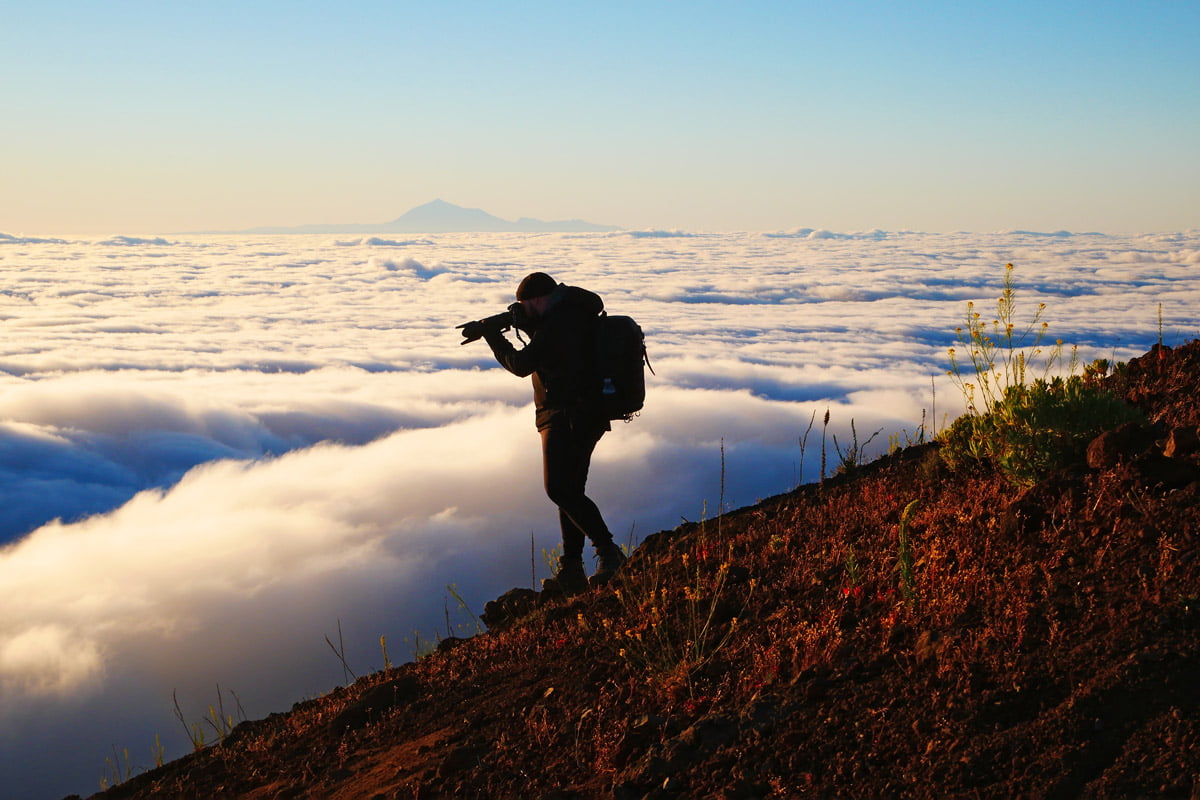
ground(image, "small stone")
xmin=1087 ymin=422 xmax=1147 ymax=469
xmin=1164 ymin=426 xmax=1200 ymax=458
xmin=481 ymin=587 xmax=540 ymax=629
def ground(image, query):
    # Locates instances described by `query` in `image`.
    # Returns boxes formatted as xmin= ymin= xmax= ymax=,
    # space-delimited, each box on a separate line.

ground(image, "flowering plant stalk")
xmin=947 ymin=263 xmax=1070 ymax=415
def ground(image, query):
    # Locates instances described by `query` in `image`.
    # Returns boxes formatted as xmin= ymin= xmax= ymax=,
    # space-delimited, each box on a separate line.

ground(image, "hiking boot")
xmin=589 ymin=543 xmax=628 ymax=587
xmin=541 ymin=557 xmax=587 ymax=597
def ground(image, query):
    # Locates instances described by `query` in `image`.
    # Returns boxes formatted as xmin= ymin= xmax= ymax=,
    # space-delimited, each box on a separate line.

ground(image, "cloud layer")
xmin=1 ymin=229 xmax=1197 ymax=798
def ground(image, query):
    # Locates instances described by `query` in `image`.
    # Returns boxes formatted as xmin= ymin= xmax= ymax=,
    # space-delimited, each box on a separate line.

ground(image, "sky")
xmin=0 ymin=228 xmax=1198 ymax=798
xmin=4 ymin=1 xmax=1198 ymax=234
xmin=1 ymin=1 xmax=1199 ymax=796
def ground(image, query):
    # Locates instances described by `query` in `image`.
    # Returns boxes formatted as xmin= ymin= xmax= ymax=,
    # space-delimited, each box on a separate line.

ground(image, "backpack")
xmin=593 ymin=311 xmax=653 ymax=421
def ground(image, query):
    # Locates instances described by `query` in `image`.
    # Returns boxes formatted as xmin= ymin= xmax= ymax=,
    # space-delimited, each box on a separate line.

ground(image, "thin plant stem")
xmin=798 ymin=409 xmax=816 ymax=487
xmin=324 ymin=619 xmax=357 ymax=684
xmin=820 ymin=408 xmax=830 ymax=483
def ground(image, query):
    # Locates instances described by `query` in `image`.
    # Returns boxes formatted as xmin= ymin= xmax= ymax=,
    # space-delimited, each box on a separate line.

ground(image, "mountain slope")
xmin=90 ymin=342 xmax=1200 ymax=799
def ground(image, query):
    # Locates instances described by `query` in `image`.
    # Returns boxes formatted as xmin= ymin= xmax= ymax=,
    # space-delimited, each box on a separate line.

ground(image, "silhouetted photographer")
xmin=458 ymin=272 xmax=626 ymax=594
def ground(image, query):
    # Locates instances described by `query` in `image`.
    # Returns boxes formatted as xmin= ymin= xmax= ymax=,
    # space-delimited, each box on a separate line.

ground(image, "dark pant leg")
xmin=541 ymin=421 xmax=613 ymax=560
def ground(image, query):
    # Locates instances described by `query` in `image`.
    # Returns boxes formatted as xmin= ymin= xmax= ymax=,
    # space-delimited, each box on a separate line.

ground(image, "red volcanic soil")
xmin=88 ymin=342 xmax=1200 ymax=800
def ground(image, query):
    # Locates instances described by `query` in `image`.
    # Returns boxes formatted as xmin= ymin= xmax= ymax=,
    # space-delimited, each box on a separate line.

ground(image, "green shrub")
xmin=940 ymin=375 xmax=1144 ymax=486
xmin=940 ymin=264 xmax=1145 ymax=487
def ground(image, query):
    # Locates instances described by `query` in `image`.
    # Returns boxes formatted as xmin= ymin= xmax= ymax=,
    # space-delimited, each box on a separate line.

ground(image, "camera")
xmin=457 ymin=302 xmax=532 ymax=344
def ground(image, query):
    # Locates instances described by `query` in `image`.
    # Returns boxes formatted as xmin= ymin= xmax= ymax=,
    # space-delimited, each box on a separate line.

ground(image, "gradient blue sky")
xmin=4 ymin=1 xmax=1198 ymax=234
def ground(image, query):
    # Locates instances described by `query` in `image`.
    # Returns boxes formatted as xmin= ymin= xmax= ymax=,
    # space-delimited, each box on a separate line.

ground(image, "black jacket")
xmin=485 ymin=284 xmax=610 ymax=432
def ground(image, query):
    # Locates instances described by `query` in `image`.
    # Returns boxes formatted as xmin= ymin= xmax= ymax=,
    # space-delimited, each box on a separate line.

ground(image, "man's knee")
xmin=544 ymin=476 xmax=580 ymax=509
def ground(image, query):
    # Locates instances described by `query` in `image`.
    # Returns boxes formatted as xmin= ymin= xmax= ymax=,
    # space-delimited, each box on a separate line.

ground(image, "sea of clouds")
xmin=1 ymin=228 xmax=1197 ymax=798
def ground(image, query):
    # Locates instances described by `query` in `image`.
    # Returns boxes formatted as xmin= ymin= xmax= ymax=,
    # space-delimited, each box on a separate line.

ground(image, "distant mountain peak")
xmin=230 ymin=200 xmax=618 ymax=235
xmin=417 ymin=198 xmax=464 ymax=211
xmin=399 ymin=198 xmax=483 ymax=217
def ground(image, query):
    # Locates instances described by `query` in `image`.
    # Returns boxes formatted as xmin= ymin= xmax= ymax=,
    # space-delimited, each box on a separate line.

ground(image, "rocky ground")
xmin=86 ymin=341 xmax=1200 ymax=799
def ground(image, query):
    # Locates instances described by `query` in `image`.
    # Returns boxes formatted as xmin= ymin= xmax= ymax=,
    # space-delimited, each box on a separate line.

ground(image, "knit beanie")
xmin=515 ymin=272 xmax=558 ymax=300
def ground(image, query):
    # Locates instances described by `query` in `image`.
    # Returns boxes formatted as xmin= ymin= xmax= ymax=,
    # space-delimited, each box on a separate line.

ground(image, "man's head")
xmin=516 ymin=272 xmax=557 ymax=301
xmin=515 ymin=272 xmax=558 ymax=322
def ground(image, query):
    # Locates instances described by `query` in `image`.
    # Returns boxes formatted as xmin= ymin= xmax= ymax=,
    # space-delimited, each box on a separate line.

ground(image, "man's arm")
xmin=484 ymin=328 xmax=543 ymax=378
